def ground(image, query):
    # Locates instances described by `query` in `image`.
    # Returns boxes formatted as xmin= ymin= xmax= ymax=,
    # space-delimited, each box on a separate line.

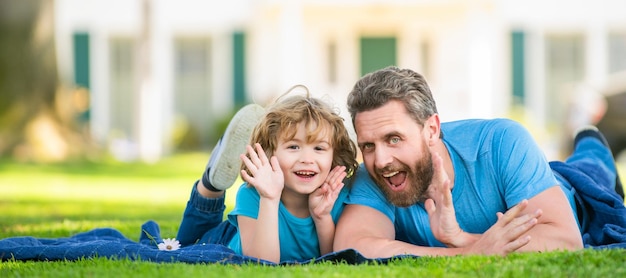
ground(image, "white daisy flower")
xmin=157 ymin=238 xmax=181 ymax=251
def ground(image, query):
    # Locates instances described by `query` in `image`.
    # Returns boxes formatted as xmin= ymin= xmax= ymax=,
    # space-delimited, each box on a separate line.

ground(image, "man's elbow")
xmin=333 ymin=233 xmax=354 ymax=252
xmin=545 ymin=237 xmax=583 ymax=252
xmin=565 ymin=234 xmax=584 ymax=251
xmin=558 ymin=225 xmax=584 ymax=251
xmin=529 ymin=231 xmax=584 ymax=252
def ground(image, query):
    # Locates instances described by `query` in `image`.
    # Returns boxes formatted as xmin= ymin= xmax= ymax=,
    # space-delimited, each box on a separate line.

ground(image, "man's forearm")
xmin=443 ymin=232 xmax=480 ymax=248
xmin=336 ymin=236 xmax=464 ymax=258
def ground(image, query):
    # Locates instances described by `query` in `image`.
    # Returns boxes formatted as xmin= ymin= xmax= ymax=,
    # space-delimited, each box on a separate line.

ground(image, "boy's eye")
xmin=287 ymin=145 xmax=299 ymax=149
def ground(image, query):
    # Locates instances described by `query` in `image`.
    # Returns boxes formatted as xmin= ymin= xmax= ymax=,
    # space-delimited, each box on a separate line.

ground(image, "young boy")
xmin=176 ymin=87 xmax=359 ymax=263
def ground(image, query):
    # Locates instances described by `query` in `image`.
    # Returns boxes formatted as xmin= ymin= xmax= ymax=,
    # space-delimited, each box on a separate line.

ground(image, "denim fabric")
xmin=566 ymin=137 xmax=617 ymax=188
xmin=551 ymin=136 xmax=625 ymax=245
xmin=176 ymin=182 xmax=237 ymax=247
xmin=0 ymin=220 xmax=408 ymax=264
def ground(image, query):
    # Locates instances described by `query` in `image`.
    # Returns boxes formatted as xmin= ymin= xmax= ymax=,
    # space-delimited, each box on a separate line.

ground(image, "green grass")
xmin=1 ymin=155 xmax=626 ymax=277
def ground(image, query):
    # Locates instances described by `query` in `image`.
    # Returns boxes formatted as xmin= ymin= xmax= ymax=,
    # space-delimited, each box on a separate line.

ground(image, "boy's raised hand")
xmin=309 ymin=165 xmax=347 ymax=219
xmin=240 ymin=143 xmax=284 ymax=200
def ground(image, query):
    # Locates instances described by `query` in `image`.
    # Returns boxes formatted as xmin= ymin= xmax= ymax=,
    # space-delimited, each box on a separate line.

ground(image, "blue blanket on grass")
xmin=0 ymin=220 xmax=402 ymax=265
xmin=550 ymin=161 xmax=626 ymax=249
xmin=3 ymin=162 xmax=626 ymax=264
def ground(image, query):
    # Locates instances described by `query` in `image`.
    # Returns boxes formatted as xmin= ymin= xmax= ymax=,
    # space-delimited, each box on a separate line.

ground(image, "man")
xmin=334 ymin=66 xmax=624 ymax=257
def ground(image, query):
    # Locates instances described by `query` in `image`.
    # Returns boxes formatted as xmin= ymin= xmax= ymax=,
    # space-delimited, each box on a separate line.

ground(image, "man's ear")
xmin=424 ymin=114 xmax=441 ymax=145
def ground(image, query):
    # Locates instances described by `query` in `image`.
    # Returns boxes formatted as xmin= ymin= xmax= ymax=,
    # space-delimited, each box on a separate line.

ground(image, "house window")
xmin=109 ymin=37 xmax=136 ymax=138
xmin=545 ymin=34 xmax=585 ymax=124
xmin=609 ymin=31 xmax=626 ymax=74
xmin=174 ymin=37 xmax=212 ymax=148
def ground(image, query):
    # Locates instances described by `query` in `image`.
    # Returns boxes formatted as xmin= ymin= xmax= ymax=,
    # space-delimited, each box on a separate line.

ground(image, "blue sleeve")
xmin=344 ymin=166 xmax=396 ymax=222
xmin=330 ymin=186 xmax=349 ymax=223
xmin=227 ymin=183 xmax=259 ymax=226
xmin=491 ymin=119 xmax=557 ymax=207
xmin=228 ymin=181 xmax=348 ymax=226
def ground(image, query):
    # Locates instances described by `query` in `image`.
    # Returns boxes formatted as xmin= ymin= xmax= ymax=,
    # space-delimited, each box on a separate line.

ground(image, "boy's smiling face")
xmin=274 ymin=121 xmax=334 ymax=195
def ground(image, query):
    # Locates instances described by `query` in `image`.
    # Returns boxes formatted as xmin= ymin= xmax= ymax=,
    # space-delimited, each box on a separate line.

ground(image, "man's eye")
xmin=361 ymin=143 xmax=373 ymax=150
xmin=390 ymin=137 xmax=400 ymax=144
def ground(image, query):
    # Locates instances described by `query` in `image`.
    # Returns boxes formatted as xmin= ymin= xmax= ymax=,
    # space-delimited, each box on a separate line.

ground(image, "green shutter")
xmin=511 ymin=31 xmax=525 ymax=105
xmin=360 ymin=37 xmax=396 ymax=76
xmin=233 ymin=32 xmax=246 ymax=107
xmin=73 ymin=32 xmax=90 ymax=122
xmin=73 ymin=32 xmax=90 ymax=89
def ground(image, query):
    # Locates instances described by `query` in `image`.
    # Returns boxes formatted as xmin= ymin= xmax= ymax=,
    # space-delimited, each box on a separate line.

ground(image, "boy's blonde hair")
xmin=245 ymin=85 xmax=359 ymax=179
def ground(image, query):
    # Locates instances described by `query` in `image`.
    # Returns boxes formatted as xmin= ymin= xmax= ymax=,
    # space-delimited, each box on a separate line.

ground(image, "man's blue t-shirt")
xmin=345 ymin=118 xmax=576 ymax=247
xmin=226 ymin=182 xmax=348 ymax=262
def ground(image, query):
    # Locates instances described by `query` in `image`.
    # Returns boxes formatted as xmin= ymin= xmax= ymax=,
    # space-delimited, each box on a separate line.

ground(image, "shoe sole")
xmin=209 ymin=104 xmax=265 ymax=190
xmin=573 ymin=126 xmax=610 ymax=148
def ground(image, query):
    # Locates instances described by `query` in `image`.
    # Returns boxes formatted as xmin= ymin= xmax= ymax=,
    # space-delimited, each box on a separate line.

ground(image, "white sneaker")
xmin=206 ymin=104 xmax=265 ymax=190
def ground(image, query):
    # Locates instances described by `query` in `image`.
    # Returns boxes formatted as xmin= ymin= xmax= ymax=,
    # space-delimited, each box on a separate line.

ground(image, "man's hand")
xmin=425 ymin=152 xmax=543 ymax=254
xmin=464 ymin=200 xmax=542 ymax=256
xmin=425 ymin=152 xmax=467 ymax=247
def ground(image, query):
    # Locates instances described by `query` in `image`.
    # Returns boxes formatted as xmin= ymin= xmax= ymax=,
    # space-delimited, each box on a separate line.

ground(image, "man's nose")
xmin=373 ymin=147 xmax=393 ymax=169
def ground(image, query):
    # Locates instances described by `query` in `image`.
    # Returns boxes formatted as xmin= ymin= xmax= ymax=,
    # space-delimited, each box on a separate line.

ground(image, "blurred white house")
xmin=54 ymin=0 xmax=626 ymax=162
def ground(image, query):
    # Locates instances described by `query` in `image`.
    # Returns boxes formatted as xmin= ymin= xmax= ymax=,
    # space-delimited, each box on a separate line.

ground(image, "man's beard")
xmin=374 ymin=151 xmax=434 ymax=207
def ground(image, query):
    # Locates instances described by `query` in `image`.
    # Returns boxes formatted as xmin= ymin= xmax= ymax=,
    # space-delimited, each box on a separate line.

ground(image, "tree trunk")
xmin=0 ymin=0 xmax=95 ymax=162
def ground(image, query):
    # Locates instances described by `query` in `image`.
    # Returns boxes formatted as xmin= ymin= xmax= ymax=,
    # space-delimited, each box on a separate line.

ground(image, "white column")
xmin=586 ymin=21 xmax=608 ymax=87
xmin=277 ymin=0 xmax=304 ymax=90
xmin=398 ymin=24 xmax=421 ymax=73
xmin=467 ymin=6 xmax=495 ymax=119
xmin=211 ymin=32 xmax=234 ymax=114
xmin=137 ymin=0 xmax=162 ymax=162
xmin=91 ymin=30 xmax=110 ymax=145
xmin=526 ymin=28 xmax=547 ymax=128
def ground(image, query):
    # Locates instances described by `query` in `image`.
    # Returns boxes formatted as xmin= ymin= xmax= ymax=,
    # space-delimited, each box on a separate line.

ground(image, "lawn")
xmin=1 ymin=153 xmax=626 ymax=277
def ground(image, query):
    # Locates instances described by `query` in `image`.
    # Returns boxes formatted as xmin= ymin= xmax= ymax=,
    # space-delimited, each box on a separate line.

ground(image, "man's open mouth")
xmin=383 ymin=171 xmax=407 ymax=190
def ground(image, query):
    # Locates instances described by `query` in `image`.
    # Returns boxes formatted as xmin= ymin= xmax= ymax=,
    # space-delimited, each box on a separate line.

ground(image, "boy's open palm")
xmin=309 ymin=165 xmax=347 ymax=219
xmin=240 ymin=143 xmax=284 ymax=200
